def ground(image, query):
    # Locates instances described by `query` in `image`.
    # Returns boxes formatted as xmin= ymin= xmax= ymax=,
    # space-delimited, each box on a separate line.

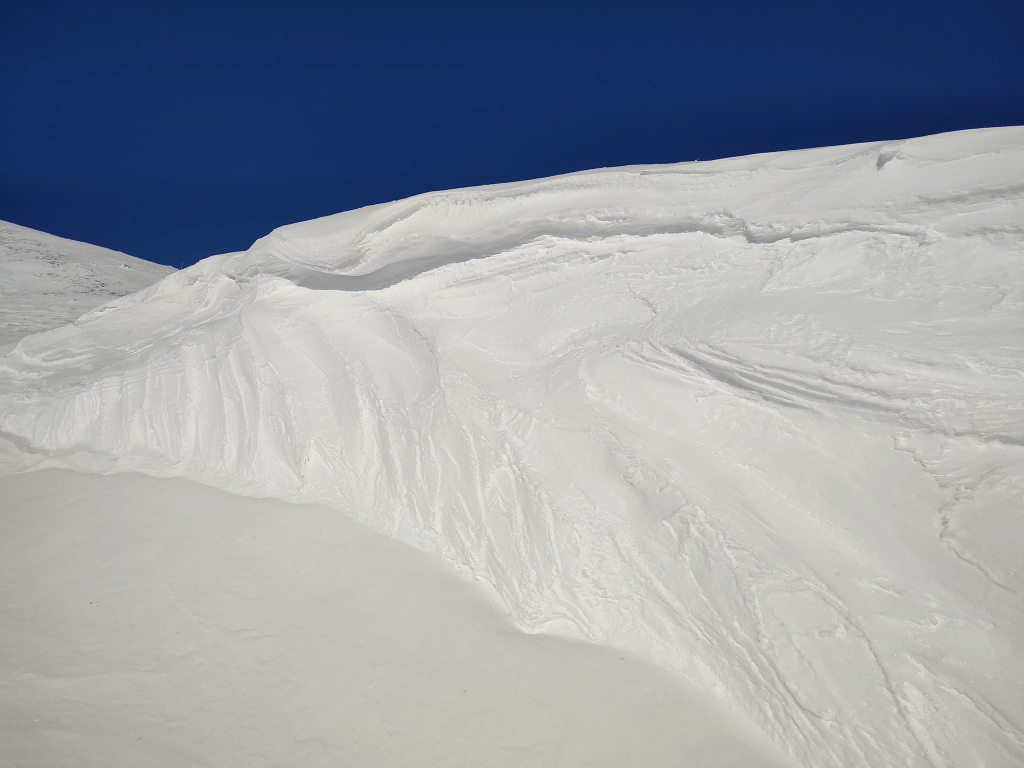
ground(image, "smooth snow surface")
xmin=0 ymin=469 xmax=790 ymax=767
xmin=0 ymin=220 xmax=174 ymax=351
xmin=2 ymin=127 xmax=1023 ymax=767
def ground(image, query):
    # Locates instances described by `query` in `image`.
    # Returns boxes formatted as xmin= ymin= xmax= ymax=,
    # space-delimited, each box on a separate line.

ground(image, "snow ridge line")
xmin=2 ymin=127 xmax=1024 ymax=768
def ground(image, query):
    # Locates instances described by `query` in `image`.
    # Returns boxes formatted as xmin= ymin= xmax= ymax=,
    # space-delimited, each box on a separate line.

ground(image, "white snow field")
xmin=1 ymin=126 xmax=1023 ymax=767
xmin=0 ymin=468 xmax=789 ymax=767
xmin=0 ymin=220 xmax=174 ymax=351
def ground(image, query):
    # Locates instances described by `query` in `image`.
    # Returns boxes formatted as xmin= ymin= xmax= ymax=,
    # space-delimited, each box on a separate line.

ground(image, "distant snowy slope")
xmin=0 ymin=220 xmax=174 ymax=350
xmin=2 ymin=127 xmax=1023 ymax=768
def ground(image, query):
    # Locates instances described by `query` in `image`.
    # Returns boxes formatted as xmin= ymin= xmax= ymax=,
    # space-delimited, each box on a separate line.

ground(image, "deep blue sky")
xmin=2 ymin=0 xmax=1022 ymax=268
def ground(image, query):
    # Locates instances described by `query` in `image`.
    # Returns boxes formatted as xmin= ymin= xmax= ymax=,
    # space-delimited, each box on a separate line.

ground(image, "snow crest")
xmin=2 ymin=128 xmax=1024 ymax=767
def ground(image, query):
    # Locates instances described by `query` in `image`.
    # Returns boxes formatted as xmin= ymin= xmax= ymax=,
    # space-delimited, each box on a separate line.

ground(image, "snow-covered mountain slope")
xmin=0 ymin=220 xmax=174 ymax=351
xmin=2 ymin=127 xmax=1023 ymax=767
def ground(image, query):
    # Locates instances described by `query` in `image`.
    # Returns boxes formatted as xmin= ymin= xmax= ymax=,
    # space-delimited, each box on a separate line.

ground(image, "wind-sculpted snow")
xmin=0 ymin=220 xmax=174 ymax=350
xmin=2 ymin=128 xmax=1024 ymax=767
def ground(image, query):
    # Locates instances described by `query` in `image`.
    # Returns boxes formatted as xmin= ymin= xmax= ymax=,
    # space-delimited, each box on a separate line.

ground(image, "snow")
xmin=0 ymin=469 xmax=789 ymax=767
xmin=0 ymin=220 xmax=174 ymax=352
xmin=2 ymin=126 xmax=1023 ymax=767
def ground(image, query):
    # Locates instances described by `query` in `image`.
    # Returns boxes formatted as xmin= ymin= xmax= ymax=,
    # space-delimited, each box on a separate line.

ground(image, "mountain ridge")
xmin=2 ymin=126 xmax=1023 ymax=767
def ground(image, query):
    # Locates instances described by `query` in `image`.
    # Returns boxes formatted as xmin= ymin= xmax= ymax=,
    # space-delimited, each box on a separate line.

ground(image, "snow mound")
xmin=0 ymin=220 xmax=174 ymax=350
xmin=2 ymin=127 xmax=1024 ymax=767
xmin=1 ymin=469 xmax=791 ymax=767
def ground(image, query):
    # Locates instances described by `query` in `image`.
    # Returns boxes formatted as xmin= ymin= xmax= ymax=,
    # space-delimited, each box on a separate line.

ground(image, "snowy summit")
xmin=2 ymin=127 xmax=1023 ymax=767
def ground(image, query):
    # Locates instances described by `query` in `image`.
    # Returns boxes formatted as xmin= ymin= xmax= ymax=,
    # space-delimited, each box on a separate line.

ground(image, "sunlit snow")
xmin=2 ymin=127 xmax=1023 ymax=767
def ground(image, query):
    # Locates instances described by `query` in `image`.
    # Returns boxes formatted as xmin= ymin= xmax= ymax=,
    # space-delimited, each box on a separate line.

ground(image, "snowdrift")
xmin=2 ymin=128 xmax=1023 ymax=767
xmin=2 ymin=469 xmax=790 ymax=767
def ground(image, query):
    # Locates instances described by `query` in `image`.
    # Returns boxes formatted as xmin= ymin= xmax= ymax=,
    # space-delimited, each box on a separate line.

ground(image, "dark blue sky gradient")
xmin=2 ymin=0 xmax=1022 ymax=267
